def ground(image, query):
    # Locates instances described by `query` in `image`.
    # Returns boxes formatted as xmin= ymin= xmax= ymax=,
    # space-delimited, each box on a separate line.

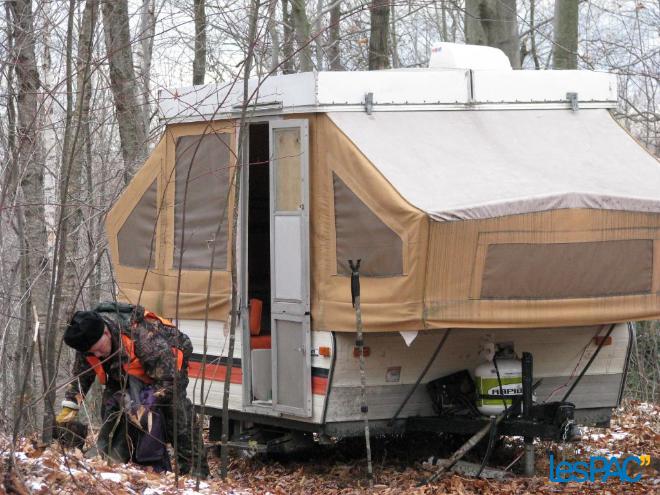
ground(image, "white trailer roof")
xmin=158 ymin=69 xmax=617 ymax=123
xmin=329 ymin=109 xmax=660 ymax=221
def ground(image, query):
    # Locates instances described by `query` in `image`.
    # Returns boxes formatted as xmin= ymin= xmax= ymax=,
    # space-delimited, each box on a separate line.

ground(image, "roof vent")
xmin=429 ymin=42 xmax=512 ymax=71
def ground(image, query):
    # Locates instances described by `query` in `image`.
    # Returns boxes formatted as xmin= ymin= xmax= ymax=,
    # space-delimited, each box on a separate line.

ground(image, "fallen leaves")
xmin=0 ymin=401 xmax=657 ymax=494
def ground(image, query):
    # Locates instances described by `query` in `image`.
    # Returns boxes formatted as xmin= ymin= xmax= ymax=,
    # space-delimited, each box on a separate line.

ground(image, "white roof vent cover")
xmin=429 ymin=42 xmax=512 ymax=71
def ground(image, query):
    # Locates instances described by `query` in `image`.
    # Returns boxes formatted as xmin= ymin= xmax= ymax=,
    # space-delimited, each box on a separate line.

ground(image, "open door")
xmin=269 ymin=120 xmax=311 ymax=417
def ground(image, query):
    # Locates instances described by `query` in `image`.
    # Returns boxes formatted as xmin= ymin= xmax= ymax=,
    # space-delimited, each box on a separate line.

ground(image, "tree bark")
xmin=390 ymin=0 xmax=399 ymax=68
xmin=42 ymin=0 xmax=99 ymax=441
xmin=192 ymin=0 xmax=206 ymax=84
xmin=7 ymin=0 xmax=50 ymax=434
xmin=552 ymin=0 xmax=578 ymax=69
xmin=136 ymin=0 xmax=155 ymax=132
xmin=314 ymin=0 xmax=323 ymax=70
xmin=41 ymin=0 xmax=79 ymax=442
xmin=267 ymin=0 xmax=280 ymax=72
xmin=291 ymin=0 xmax=312 ymax=71
xmin=71 ymin=0 xmax=99 ymax=310
xmin=0 ymin=2 xmax=18 ymax=243
xmin=368 ymin=0 xmax=390 ymax=70
xmin=441 ymin=0 xmax=448 ymax=41
xmin=101 ymin=0 xmax=147 ymax=185
xmin=328 ymin=1 xmax=342 ymax=70
xmin=281 ymin=0 xmax=295 ymax=73
xmin=465 ymin=0 xmax=520 ymax=68
xmin=528 ymin=0 xmax=540 ymax=69
xmin=220 ymin=0 xmax=261 ymax=479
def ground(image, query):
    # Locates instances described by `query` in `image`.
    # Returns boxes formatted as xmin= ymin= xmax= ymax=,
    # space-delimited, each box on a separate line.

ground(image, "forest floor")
xmin=1 ymin=401 xmax=658 ymax=494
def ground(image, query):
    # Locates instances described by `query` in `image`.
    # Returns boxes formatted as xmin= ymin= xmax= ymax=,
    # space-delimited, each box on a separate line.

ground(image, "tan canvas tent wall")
xmin=106 ymin=108 xmax=660 ymax=331
xmin=107 ymin=122 xmax=236 ymax=321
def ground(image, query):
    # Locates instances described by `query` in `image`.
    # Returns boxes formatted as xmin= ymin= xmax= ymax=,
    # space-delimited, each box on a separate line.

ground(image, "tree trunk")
xmin=282 ymin=0 xmax=295 ymax=73
xmin=101 ymin=0 xmax=147 ymax=185
xmin=0 ymin=2 xmax=18 ymax=242
xmin=267 ymin=0 xmax=280 ymax=72
xmin=528 ymin=0 xmax=540 ymax=69
xmin=68 ymin=0 xmax=98 ymax=311
xmin=41 ymin=0 xmax=79 ymax=442
xmin=552 ymin=0 xmax=578 ymax=70
xmin=465 ymin=0 xmax=520 ymax=68
xmin=7 ymin=0 xmax=50 ymax=435
xmin=291 ymin=0 xmax=312 ymax=71
xmin=136 ymin=0 xmax=155 ymax=132
xmin=0 ymin=4 xmax=18 ymax=418
xmin=328 ymin=1 xmax=342 ymax=70
xmin=220 ymin=0 xmax=261 ymax=478
xmin=368 ymin=0 xmax=390 ymax=70
xmin=441 ymin=0 xmax=448 ymax=41
xmin=192 ymin=0 xmax=206 ymax=84
xmin=42 ymin=0 xmax=100 ymax=441
xmin=314 ymin=0 xmax=323 ymax=70
xmin=390 ymin=0 xmax=399 ymax=68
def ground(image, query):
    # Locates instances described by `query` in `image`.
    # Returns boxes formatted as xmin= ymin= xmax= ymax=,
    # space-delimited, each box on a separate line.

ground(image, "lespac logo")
xmin=549 ymin=453 xmax=651 ymax=483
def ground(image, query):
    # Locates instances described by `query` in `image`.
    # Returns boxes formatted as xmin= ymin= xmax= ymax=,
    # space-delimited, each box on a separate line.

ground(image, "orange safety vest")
xmin=85 ymin=333 xmax=184 ymax=386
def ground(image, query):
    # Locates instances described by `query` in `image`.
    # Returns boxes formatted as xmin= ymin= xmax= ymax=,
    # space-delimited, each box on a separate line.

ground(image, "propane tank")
xmin=475 ymin=344 xmax=523 ymax=415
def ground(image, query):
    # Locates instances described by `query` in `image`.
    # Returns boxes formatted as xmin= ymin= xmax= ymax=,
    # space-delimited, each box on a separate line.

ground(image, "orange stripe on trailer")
xmin=188 ymin=361 xmax=329 ymax=396
xmin=188 ymin=361 xmax=242 ymax=385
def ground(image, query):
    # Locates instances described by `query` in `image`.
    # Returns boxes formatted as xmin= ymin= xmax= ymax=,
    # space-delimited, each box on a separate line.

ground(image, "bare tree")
xmin=369 ymin=0 xmax=390 ymax=70
xmin=220 ymin=0 xmax=262 ymax=480
xmin=465 ymin=0 xmax=520 ymax=68
xmin=193 ymin=0 xmax=207 ymax=84
xmin=390 ymin=0 xmax=399 ymax=68
xmin=6 ymin=0 xmax=50 ymax=434
xmin=315 ymin=0 xmax=327 ymax=70
xmin=527 ymin=0 xmax=541 ymax=69
xmin=136 ymin=0 xmax=156 ymax=131
xmin=267 ymin=0 xmax=280 ymax=72
xmin=41 ymin=0 xmax=101 ymax=442
xmin=292 ymin=0 xmax=312 ymax=71
xmin=552 ymin=0 xmax=578 ymax=69
xmin=282 ymin=0 xmax=295 ymax=73
xmin=328 ymin=1 xmax=342 ymax=70
xmin=101 ymin=0 xmax=148 ymax=184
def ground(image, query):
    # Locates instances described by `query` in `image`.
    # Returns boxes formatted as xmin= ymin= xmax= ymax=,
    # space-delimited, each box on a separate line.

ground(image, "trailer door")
xmin=269 ymin=120 xmax=311 ymax=417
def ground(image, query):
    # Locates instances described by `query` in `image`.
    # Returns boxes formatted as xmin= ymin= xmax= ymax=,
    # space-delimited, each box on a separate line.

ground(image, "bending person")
xmin=56 ymin=303 xmax=208 ymax=477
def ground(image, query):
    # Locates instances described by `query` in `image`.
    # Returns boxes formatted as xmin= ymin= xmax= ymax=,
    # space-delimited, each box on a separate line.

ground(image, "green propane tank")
xmin=475 ymin=358 xmax=523 ymax=415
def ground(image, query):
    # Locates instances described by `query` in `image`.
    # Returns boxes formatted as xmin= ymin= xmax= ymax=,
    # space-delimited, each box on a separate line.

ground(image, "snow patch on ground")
xmin=99 ymin=472 xmax=125 ymax=482
xmin=29 ymin=481 xmax=46 ymax=491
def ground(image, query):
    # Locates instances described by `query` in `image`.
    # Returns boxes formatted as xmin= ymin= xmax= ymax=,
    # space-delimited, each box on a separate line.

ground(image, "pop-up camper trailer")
xmin=106 ymin=44 xmax=660 ymax=446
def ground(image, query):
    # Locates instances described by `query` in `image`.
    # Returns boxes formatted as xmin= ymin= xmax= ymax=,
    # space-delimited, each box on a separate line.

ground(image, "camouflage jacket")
xmin=64 ymin=308 xmax=193 ymax=407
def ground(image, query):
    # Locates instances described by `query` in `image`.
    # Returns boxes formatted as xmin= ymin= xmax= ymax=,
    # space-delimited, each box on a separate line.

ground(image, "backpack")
xmin=94 ymin=302 xmax=181 ymax=343
xmin=92 ymin=301 xmax=192 ymax=370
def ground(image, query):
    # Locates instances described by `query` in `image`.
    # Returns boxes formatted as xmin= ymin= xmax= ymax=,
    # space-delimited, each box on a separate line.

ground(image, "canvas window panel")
xmin=117 ymin=179 xmax=158 ymax=269
xmin=333 ymin=173 xmax=403 ymax=277
xmin=273 ymin=128 xmax=302 ymax=212
xmin=174 ymin=134 xmax=231 ymax=270
xmin=480 ymin=240 xmax=653 ymax=299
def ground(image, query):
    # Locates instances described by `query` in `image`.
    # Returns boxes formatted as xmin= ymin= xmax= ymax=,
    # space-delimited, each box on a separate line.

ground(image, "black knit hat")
xmin=64 ymin=311 xmax=105 ymax=353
